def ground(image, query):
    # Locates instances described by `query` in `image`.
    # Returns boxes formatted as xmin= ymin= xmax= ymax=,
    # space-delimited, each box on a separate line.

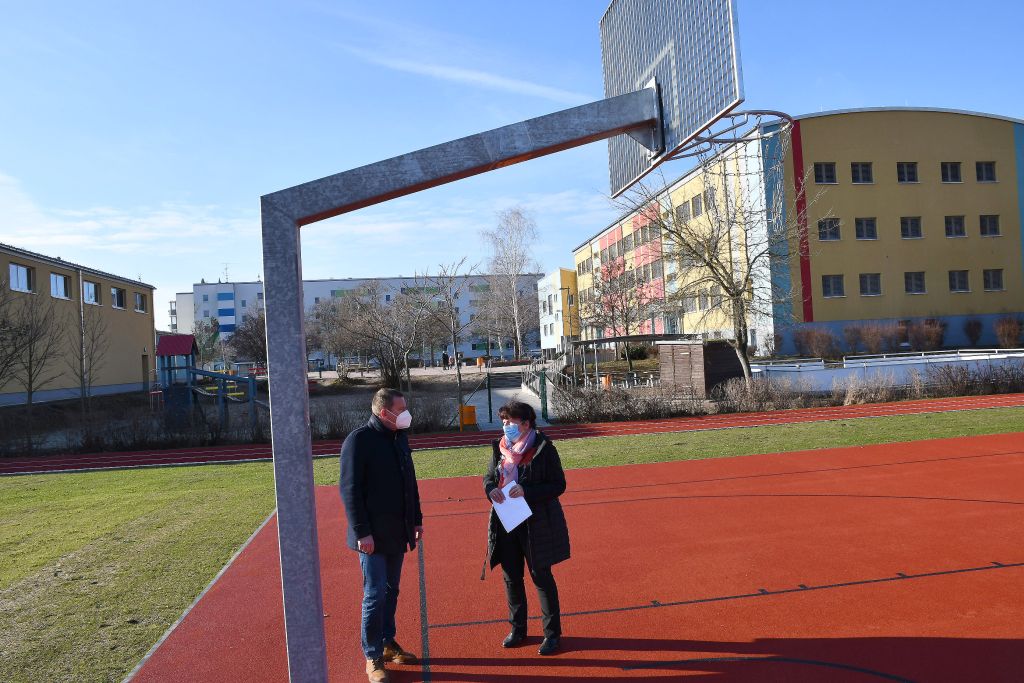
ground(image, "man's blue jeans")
xmin=358 ymin=551 xmax=405 ymax=660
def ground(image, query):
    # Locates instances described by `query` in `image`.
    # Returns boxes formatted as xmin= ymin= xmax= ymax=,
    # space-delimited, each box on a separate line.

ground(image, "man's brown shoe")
xmin=383 ymin=639 xmax=418 ymax=664
xmin=365 ymin=658 xmax=389 ymax=682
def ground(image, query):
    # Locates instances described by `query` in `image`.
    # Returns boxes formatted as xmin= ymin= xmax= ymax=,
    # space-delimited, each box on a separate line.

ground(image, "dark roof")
xmin=0 ymin=242 xmax=156 ymax=289
xmin=157 ymin=334 xmax=197 ymax=357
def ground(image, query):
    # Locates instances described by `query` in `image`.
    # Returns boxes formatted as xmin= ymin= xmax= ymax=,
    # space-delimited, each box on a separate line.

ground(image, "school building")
xmin=1 ymin=243 xmax=156 ymax=406
xmin=573 ymin=108 xmax=1024 ymax=355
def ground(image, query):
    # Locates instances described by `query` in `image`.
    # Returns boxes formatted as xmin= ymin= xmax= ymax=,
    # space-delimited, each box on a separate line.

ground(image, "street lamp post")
xmin=559 ymin=286 xmax=577 ymax=383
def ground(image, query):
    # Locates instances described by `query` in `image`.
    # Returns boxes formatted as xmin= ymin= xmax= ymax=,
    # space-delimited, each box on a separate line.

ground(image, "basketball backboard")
xmin=601 ymin=0 xmax=745 ymax=196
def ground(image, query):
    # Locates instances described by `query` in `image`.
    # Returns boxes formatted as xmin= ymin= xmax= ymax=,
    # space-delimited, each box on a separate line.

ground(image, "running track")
xmin=128 ymin=431 xmax=1024 ymax=681
xmin=3 ymin=393 xmax=1024 ymax=476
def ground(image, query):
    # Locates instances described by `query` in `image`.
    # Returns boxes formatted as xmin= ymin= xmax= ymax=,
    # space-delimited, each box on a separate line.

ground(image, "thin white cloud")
xmin=342 ymin=46 xmax=593 ymax=106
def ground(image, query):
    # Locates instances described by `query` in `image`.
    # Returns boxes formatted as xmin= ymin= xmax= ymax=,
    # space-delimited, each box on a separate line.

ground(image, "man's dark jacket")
xmin=483 ymin=432 xmax=570 ymax=572
xmin=339 ymin=416 xmax=423 ymax=555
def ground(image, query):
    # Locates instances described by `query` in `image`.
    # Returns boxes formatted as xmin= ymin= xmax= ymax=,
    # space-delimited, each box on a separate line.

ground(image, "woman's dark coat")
xmin=484 ymin=431 xmax=570 ymax=572
xmin=339 ymin=415 xmax=423 ymax=555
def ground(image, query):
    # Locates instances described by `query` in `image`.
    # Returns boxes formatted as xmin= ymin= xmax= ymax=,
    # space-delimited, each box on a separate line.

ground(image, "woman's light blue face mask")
xmin=502 ymin=422 xmax=521 ymax=442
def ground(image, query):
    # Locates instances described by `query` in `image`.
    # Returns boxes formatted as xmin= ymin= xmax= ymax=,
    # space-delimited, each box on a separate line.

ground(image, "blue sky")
xmin=2 ymin=0 xmax=1022 ymax=329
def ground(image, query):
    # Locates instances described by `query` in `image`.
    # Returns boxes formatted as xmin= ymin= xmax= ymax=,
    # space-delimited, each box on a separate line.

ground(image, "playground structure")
xmin=155 ymin=333 xmax=266 ymax=432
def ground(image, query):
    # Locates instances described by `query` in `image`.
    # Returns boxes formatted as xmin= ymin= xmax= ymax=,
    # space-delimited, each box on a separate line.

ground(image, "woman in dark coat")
xmin=483 ymin=400 xmax=570 ymax=656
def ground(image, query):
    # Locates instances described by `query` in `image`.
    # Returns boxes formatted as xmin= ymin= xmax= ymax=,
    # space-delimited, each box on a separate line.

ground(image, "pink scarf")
xmin=497 ymin=429 xmax=537 ymax=488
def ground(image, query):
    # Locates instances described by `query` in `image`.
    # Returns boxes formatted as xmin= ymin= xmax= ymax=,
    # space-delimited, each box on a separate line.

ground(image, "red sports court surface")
xmin=5 ymin=392 xmax=1024 ymax=475
xmin=130 ymin=431 xmax=1024 ymax=682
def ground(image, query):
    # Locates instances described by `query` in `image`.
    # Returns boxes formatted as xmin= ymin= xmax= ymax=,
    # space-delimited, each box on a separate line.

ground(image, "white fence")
xmin=751 ymin=349 xmax=1024 ymax=392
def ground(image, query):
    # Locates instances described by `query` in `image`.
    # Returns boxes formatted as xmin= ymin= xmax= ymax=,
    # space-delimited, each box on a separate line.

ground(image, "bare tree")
xmin=417 ymin=260 xmax=478 ymax=425
xmin=192 ymin=317 xmax=219 ymax=370
xmin=471 ymin=274 xmax=513 ymax=360
xmin=0 ymin=277 xmax=26 ymax=390
xmin=341 ymin=283 xmax=430 ymax=392
xmin=481 ymin=208 xmax=540 ymax=357
xmin=578 ymin=257 xmax=662 ymax=373
xmin=308 ymin=298 xmax=365 ymax=375
xmin=65 ymin=304 xmax=109 ymax=411
xmin=10 ymin=295 xmax=68 ymax=452
xmin=228 ymin=310 xmax=268 ymax=363
xmin=616 ymin=125 xmax=818 ymax=384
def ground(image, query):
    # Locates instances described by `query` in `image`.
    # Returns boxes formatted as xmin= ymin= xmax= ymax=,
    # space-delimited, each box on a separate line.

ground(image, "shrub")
xmin=859 ymin=322 xmax=902 ymax=354
xmin=963 ymin=318 xmax=983 ymax=347
xmin=907 ymin=319 xmax=946 ymax=351
xmin=926 ymin=364 xmax=975 ymax=397
xmin=792 ymin=328 xmax=841 ymax=359
xmin=621 ymin=345 xmax=649 ymax=360
xmin=833 ymin=372 xmax=900 ymax=405
xmin=842 ymin=325 xmax=864 ymax=354
xmin=551 ymin=385 xmax=680 ymax=423
xmin=994 ymin=316 xmax=1022 ymax=348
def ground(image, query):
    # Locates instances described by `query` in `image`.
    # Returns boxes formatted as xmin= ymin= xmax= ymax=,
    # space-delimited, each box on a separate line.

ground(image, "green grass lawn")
xmin=3 ymin=406 xmax=1023 ymax=682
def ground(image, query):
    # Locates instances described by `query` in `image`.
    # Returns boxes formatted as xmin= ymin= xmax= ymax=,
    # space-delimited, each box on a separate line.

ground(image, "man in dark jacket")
xmin=340 ymin=388 xmax=423 ymax=683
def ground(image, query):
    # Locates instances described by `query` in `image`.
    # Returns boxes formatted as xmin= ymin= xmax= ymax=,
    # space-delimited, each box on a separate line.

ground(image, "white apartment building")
xmin=172 ymin=274 xmax=543 ymax=362
xmin=537 ymin=268 xmax=580 ymax=361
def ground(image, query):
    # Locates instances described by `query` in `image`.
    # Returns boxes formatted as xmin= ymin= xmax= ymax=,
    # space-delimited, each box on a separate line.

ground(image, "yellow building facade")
xmin=774 ymin=108 xmax=1024 ymax=351
xmin=1 ymin=243 xmax=157 ymax=405
xmin=573 ymin=108 xmax=1024 ymax=354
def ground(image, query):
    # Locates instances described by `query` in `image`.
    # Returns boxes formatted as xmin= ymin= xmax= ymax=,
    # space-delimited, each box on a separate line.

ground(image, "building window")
xmin=896 ymin=162 xmax=918 ymax=183
xmin=240 ymin=299 xmax=246 ymax=308
xmin=944 ymin=216 xmax=966 ymax=238
xmin=314 ymin=296 xmax=320 ymax=304
xmin=541 ymin=301 xmax=547 ymax=315
xmin=854 ymin=217 xmax=877 ymax=240
xmin=900 ymin=217 xmax=923 ymax=239
xmin=822 ymin=274 xmax=845 ymax=298
xmin=983 ymin=269 xmax=1004 ymax=291
xmin=814 ymin=162 xmax=837 ymax=184
xmin=948 ymin=270 xmax=970 ymax=293
xmin=904 ymin=271 xmax=926 ymax=294
xmin=941 ymin=162 xmax=961 ymax=183
xmin=134 ymin=292 xmax=148 ymax=312
xmin=691 ymin=194 xmax=703 ymax=217
xmin=851 ymin=162 xmax=873 ymax=183
xmin=9 ymin=263 xmax=34 ymax=292
xmin=818 ymin=218 xmax=841 ymax=241
xmin=623 ymin=232 xmax=634 ymax=251
xmin=703 ymin=188 xmax=715 ymax=211
xmin=675 ymin=203 xmax=690 ymax=224
xmin=111 ymin=287 xmax=126 ymax=309
xmin=384 ymin=294 xmax=391 ymax=302
xmin=976 ymin=161 xmax=996 ymax=182
xmin=83 ymin=281 xmax=100 ymax=304
xmin=50 ymin=273 xmax=71 ymax=299
xmin=980 ymin=215 xmax=1001 ymax=236
xmin=203 ymin=309 xmax=210 ymax=318
xmin=859 ymin=273 xmax=882 ymax=296
xmin=203 ymin=294 xmax=209 ymax=302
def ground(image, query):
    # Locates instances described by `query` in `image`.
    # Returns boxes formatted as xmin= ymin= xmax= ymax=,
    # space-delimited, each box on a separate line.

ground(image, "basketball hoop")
xmin=667 ymin=110 xmax=794 ymax=160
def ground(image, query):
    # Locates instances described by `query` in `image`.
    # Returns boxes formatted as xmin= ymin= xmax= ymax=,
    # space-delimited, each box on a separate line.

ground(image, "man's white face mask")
xmin=393 ymin=410 xmax=412 ymax=430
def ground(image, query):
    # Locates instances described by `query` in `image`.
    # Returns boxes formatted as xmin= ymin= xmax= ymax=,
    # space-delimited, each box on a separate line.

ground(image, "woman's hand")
xmin=488 ymin=487 xmax=506 ymax=504
xmin=508 ymin=484 xmax=524 ymax=498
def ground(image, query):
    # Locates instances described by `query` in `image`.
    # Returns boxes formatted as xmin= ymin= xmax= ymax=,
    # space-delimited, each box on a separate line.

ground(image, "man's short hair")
xmin=498 ymin=401 xmax=536 ymax=428
xmin=372 ymin=388 xmax=404 ymax=416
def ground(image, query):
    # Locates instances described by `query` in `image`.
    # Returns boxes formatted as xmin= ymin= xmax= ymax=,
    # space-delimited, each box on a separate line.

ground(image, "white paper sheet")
xmin=492 ymin=480 xmax=532 ymax=533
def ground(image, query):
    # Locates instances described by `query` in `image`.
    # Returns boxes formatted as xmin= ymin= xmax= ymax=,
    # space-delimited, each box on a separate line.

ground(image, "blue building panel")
xmin=217 ymin=292 xmax=234 ymax=301
xmin=217 ymin=308 xmax=235 ymax=317
xmin=219 ymin=323 xmax=236 ymax=333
